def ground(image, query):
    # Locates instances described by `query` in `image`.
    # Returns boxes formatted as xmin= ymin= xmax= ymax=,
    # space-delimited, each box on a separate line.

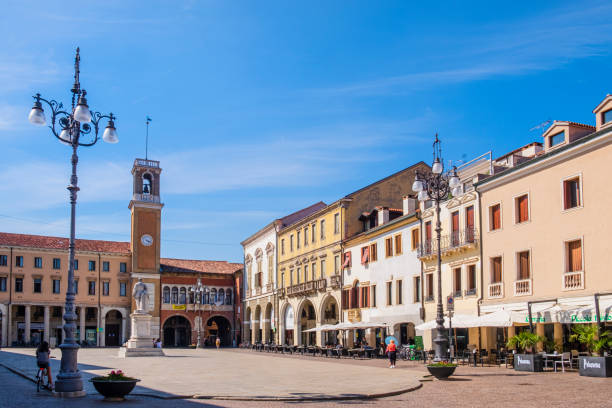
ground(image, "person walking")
xmin=215 ymin=337 xmax=221 ymax=349
xmin=386 ymin=339 xmax=397 ymax=368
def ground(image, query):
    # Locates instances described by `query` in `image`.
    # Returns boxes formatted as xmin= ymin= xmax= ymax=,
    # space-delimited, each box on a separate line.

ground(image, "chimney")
xmin=403 ymin=196 xmax=416 ymax=215
xmin=376 ymin=206 xmax=389 ymax=226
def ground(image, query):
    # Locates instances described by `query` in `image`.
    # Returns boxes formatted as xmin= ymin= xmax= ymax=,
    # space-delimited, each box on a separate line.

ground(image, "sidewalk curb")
xmin=1 ymin=361 xmax=423 ymax=402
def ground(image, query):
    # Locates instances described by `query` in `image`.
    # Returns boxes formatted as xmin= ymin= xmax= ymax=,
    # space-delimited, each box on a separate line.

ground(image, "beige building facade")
xmin=477 ymin=95 xmax=612 ymax=350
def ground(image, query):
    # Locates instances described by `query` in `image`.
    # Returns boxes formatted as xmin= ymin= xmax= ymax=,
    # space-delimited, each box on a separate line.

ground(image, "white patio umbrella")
xmin=415 ymin=314 xmax=478 ymax=330
xmin=473 ymin=310 xmax=513 ymax=327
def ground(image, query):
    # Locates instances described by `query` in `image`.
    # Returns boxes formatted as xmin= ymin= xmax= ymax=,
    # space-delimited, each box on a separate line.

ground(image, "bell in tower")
xmin=131 ymin=158 xmax=161 ymax=203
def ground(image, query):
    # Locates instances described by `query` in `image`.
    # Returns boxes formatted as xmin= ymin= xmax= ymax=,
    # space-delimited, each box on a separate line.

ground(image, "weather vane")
xmin=146 ymin=116 xmax=152 ymax=159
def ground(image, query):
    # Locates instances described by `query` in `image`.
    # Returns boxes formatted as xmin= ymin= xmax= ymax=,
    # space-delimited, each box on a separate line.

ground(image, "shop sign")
xmin=570 ymin=313 xmax=612 ymax=323
xmin=524 ymin=316 xmax=547 ymax=323
xmin=172 ymin=304 xmax=186 ymax=310
xmin=579 ymin=356 xmax=612 ymax=377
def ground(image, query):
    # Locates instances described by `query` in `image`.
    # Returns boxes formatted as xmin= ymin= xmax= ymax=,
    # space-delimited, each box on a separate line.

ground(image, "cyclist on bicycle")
xmin=36 ymin=341 xmax=53 ymax=390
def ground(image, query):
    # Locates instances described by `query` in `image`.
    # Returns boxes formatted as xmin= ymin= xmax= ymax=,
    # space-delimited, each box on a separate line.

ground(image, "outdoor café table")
xmin=348 ymin=348 xmax=365 ymax=359
xmin=363 ymin=347 xmax=375 ymax=358
xmin=544 ymin=353 xmax=562 ymax=370
xmin=296 ymin=345 xmax=306 ymax=355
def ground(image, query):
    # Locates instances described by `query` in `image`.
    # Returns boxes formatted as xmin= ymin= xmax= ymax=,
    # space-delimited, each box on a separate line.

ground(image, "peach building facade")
xmin=477 ymin=96 xmax=612 ymax=350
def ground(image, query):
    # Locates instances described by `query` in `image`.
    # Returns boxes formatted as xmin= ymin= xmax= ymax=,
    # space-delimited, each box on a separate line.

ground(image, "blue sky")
xmin=1 ymin=1 xmax=611 ymax=262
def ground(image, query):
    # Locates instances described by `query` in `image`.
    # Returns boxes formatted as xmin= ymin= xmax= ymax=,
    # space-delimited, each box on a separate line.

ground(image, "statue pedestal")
xmin=118 ymin=312 xmax=164 ymax=358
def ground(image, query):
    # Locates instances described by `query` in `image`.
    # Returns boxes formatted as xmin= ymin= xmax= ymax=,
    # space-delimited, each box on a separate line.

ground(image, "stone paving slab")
xmin=0 ymin=348 xmax=422 ymax=400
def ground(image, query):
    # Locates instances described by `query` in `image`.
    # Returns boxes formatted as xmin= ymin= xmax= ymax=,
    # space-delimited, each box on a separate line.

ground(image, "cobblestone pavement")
xmin=1 ymin=348 xmax=611 ymax=408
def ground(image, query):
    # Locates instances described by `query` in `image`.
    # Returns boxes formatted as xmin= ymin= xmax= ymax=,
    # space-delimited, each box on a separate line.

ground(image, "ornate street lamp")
xmin=190 ymin=278 xmax=204 ymax=348
xmin=412 ymin=135 xmax=461 ymax=362
xmin=28 ymin=48 xmax=118 ymax=396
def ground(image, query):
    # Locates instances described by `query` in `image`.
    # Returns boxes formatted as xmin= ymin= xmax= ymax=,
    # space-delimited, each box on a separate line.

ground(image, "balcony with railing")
xmin=132 ymin=193 xmax=160 ymax=203
xmin=563 ymin=271 xmax=584 ymax=291
xmin=514 ymin=279 xmax=532 ymax=296
xmin=488 ymin=282 xmax=503 ymax=299
xmin=265 ymin=282 xmax=274 ymax=293
xmin=418 ymin=227 xmax=479 ymax=259
xmin=286 ymin=278 xmax=327 ymax=297
xmin=452 ymin=290 xmax=462 ymax=298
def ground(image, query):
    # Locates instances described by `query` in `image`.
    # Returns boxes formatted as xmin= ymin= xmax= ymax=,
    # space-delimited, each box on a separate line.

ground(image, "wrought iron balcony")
xmin=418 ymin=227 xmax=479 ymax=259
xmin=464 ymin=288 xmax=477 ymax=297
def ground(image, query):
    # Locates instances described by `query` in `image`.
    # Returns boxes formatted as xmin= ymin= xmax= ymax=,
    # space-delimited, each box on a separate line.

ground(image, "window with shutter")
xmin=563 ymin=178 xmax=581 ymax=210
xmin=516 ymin=195 xmax=529 ymax=223
xmin=411 ymin=228 xmax=419 ymax=249
xmin=490 ymin=204 xmax=501 ymax=230
xmin=491 ymin=257 xmax=502 ymax=283
xmin=394 ymin=235 xmax=402 ymax=255
xmin=517 ymin=251 xmax=530 ymax=279
xmin=385 ymin=238 xmax=393 ymax=257
xmin=369 ymin=243 xmax=378 ymax=262
xmin=566 ymin=240 xmax=582 ymax=272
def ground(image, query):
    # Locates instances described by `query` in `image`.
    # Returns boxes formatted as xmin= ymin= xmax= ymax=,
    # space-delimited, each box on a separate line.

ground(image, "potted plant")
xmin=570 ymin=325 xmax=612 ymax=377
xmin=507 ymin=331 xmax=546 ymax=372
xmin=90 ymin=370 xmax=140 ymax=401
xmin=426 ymin=361 xmax=457 ymax=379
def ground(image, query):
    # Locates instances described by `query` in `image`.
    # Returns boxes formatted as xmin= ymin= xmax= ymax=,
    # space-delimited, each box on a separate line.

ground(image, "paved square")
xmin=0 ymin=348 xmax=421 ymax=400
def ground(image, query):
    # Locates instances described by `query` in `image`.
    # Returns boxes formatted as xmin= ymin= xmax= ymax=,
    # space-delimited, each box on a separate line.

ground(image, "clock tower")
xmin=129 ymin=158 xmax=163 ymax=338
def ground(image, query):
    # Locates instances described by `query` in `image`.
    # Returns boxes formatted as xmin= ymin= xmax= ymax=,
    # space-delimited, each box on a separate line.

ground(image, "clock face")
xmin=141 ymin=234 xmax=154 ymax=247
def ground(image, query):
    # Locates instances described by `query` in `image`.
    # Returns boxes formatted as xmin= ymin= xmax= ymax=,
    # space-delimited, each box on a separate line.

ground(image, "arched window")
xmin=179 ymin=287 xmax=186 ymax=304
xmin=225 ymin=289 xmax=232 ymax=305
xmin=171 ymin=287 xmax=178 ymax=304
xmin=189 ymin=290 xmax=195 ymax=304
xmin=202 ymin=290 xmax=209 ymax=305
xmin=218 ymin=289 xmax=225 ymax=304
xmin=142 ymin=174 xmax=152 ymax=195
xmin=210 ymin=288 xmax=217 ymax=304
xmin=163 ymin=286 xmax=170 ymax=304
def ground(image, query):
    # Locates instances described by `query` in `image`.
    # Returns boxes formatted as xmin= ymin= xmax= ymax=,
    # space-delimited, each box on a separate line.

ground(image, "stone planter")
xmin=426 ymin=365 xmax=457 ymax=379
xmin=514 ymin=354 xmax=543 ymax=372
xmin=578 ymin=356 xmax=612 ymax=377
xmin=90 ymin=379 xmax=140 ymax=401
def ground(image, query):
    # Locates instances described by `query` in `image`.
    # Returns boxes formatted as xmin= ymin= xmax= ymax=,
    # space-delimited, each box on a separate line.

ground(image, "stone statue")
xmin=132 ymin=278 xmax=149 ymax=313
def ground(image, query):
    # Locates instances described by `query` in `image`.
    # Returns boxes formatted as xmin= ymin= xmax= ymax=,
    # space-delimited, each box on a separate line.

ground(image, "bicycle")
xmin=35 ymin=366 xmax=50 ymax=392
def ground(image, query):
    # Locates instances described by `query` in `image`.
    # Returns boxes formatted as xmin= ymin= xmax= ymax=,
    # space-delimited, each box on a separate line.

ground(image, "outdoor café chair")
xmin=554 ymin=352 xmax=572 ymax=372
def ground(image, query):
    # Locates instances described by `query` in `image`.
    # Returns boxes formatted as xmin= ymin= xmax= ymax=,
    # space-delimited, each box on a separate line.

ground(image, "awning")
xmin=473 ymin=310 xmax=513 ymax=327
xmin=415 ymin=314 xmax=479 ymax=330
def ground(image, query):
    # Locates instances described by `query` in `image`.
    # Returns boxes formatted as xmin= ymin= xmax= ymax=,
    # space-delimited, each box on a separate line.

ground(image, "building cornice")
xmin=240 ymin=222 xmax=276 ymax=247
xmin=477 ymin=127 xmax=612 ymax=192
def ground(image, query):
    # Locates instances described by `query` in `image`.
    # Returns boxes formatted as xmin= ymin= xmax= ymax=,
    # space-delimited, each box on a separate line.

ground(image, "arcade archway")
xmin=206 ymin=315 xmax=232 ymax=347
xmin=163 ymin=315 xmax=191 ymax=347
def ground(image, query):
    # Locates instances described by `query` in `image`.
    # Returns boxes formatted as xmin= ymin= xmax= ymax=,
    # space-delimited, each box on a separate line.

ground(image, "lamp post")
xmin=412 ymin=135 xmax=460 ymax=362
xmin=28 ymin=48 xmax=118 ymax=396
xmin=190 ymin=278 xmax=204 ymax=348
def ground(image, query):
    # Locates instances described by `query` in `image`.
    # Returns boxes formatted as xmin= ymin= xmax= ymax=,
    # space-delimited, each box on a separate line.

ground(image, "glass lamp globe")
xmin=103 ymin=120 xmax=119 ymax=143
xmin=28 ymin=102 xmax=46 ymax=125
xmin=452 ymin=185 xmax=463 ymax=197
xmin=59 ymin=128 xmax=72 ymax=145
xmin=449 ymin=175 xmax=460 ymax=189
xmin=432 ymin=158 xmax=443 ymax=174
xmin=418 ymin=190 xmax=430 ymax=202
xmin=74 ymin=94 xmax=91 ymax=123
xmin=412 ymin=179 xmax=424 ymax=192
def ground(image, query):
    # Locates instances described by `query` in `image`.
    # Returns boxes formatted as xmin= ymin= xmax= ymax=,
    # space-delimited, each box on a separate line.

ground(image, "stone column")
xmin=79 ymin=306 xmax=86 ymax=343
xmin=315 ymin=325 xmax=322 ymax=346
xmin=553 ymin=323 xmax=563 ymax=350
xmin=24 ymin=305 xmax=31 ymax=345
xmin=536 ymin=323 xmax=545 ymax=352
xmin=1 ymin=305 xmax=7 ymax=347
xmin=6 ymin=304 xmax=12 ymax=347
xmin=121 ymin=317 xmax=127 ymax=345
xmin=43 ymin=306 xmax=50 ymax=344
xmin=100 ymin=315 xmax=106 ymax=347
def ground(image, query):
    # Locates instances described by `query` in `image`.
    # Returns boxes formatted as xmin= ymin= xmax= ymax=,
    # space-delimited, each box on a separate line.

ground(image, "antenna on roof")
xmin=529 ymin=119 xmax=552 ymax=132
xmin=145 ymin=116 xmax=152 ymax=159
